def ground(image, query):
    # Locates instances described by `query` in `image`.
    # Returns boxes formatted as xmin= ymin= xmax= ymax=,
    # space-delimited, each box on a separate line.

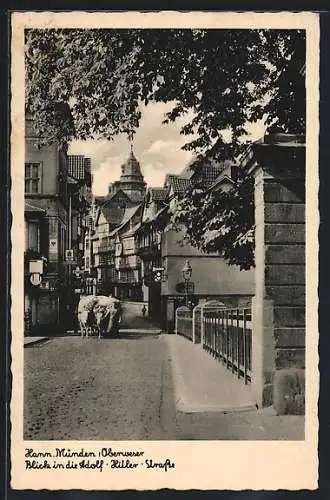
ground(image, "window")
xmin=27 ymin=221 xmax=39 ymax=251
xmin=88 ymin=216 xmax=94 ymax=232
xmin=25 ymin=163 xmax=42 ymax=194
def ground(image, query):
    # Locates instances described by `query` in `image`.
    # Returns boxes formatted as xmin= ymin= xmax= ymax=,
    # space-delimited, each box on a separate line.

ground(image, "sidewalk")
xmin=24 ymin=336 xmax=49 ymax=347
xmin=166 ymin=333 xmax=305 ymax=440
xmin=166 ymin=333 xmax=255 ymax=413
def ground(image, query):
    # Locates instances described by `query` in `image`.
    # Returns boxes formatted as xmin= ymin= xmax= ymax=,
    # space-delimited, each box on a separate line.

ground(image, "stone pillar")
xmin=252 ymin=168 xmax=276 ymax=408
xmin=251 ymin=137 xmax=305 ymax=414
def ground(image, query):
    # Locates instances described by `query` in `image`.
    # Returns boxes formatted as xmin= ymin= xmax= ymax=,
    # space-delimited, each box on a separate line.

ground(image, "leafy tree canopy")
xmin=25 ymin=28 xmax=305 ymax=269
xmin=26 ymin=28 xmax=305 ymax=154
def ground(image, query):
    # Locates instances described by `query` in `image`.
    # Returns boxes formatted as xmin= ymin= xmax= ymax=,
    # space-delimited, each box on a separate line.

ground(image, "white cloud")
xmin=68 ymin=102 xmax=265 ymax=196
xmin=147 ymin=139 xmax=179 ymax=153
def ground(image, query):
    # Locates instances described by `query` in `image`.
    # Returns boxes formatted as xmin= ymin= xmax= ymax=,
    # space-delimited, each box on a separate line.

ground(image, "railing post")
xmin=231 ymin=309 xmax=235 ymax=373
xmin=236 ymin=308 xmax=240 ymax=379
xmin=192 ymin=305 xmax=196 ymax=344
xmin=226 ymin=310 xmax=229 ymax=368
xmin=243 ymin=308 xmax=248 ymax=384
xmin=175 ymin=307 xmax=179 ymax=335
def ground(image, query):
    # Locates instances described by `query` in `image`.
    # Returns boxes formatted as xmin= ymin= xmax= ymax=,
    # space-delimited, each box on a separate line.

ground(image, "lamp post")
xmin=182 ymin=259 xmax=192 ymax=308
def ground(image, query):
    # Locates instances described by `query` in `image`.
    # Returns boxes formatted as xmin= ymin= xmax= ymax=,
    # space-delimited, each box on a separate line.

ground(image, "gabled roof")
xmin=209 ymin=174 xmax=236 ymax=192
xmin=147 ymin=187 xmax=168 ymax=202
xmin=97 ymin=191 xmax=138 ymax=226
xmin=109 ymin=204 xmax=142 ymax=236
xmin=96 ymin=189 xmax=132 ymax=206
xmin=164 ymin=175 xmax=192 ymax=195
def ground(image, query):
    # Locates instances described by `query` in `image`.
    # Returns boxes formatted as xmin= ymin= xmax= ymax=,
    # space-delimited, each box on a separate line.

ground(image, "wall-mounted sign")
xmin=49 ymin=238 xmax=58 ymax=253
xmin=66 ymin=249 xmax=74 ymax=262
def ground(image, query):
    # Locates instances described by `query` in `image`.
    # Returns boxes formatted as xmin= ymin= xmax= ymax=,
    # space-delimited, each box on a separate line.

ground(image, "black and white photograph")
xmin=10 ymin=11 xmax=319 ymax=491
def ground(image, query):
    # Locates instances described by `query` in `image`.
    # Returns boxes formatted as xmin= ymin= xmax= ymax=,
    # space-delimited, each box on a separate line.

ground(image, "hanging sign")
xmin=30 ymin=273 xmax=42 ymax=286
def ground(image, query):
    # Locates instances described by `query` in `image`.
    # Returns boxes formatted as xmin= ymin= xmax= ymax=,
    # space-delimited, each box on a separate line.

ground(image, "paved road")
xmin=24 ymin=332 xmax=176 ymax=440
xmin=24 ymin=303 xmax=304 ymax=441
xmin=119 ymin=302 xmax=160 ymax=330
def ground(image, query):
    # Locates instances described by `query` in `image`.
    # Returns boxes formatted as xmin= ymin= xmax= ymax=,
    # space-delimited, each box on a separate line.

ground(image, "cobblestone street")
xmin=24 ymin=294 xmax=304 ymax=443
xmin=24 ymin=332 xmax=177 ymax=440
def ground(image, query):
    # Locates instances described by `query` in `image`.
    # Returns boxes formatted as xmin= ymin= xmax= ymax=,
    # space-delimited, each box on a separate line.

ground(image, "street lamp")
xmin=182 ymin=259 xmax=192 ymax=308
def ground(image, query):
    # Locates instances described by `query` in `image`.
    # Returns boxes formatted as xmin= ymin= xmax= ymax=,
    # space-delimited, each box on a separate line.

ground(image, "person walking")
xmin=142 ymin=304 xmax=147 ymax=317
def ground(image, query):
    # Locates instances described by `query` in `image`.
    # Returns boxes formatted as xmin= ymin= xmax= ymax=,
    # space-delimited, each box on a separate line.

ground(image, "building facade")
xmin=90 ymin=150 xmax=146 ymax=300
xmin=24 ymin=120 xmax=93 ymax=333
xmin=136 ymin=160 xmax=255 ymax=331
xmin=24 ymin=117 xmax=69 ymax=333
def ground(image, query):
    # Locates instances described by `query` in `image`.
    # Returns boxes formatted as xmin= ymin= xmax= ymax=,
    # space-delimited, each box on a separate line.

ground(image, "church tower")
xmin=116 ymin=148 xmax=146 ymax=202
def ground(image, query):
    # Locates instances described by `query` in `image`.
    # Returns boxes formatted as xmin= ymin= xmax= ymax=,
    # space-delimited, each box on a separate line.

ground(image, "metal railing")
xmin=203 ymin=308 xmax=252 ymax=383
xmin=193 ymin=308 xmax=202 ymax=344
xmin=176 ymin=307 xmax=194 ymax=341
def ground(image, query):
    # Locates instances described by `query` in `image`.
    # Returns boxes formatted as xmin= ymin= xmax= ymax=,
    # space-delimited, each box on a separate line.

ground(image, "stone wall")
xmin=264 ymin=180 xmax=305 ymax=370
xmin=251 ymin=137 xmax=305 ymax=414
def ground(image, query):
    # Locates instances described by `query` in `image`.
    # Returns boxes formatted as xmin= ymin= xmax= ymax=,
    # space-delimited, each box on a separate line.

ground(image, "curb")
xmin=119 ymin=328 xmax=162 ymax=334
xmin=24 ymin=337 xmax=49 ymax=347
xmin=175 ymin=399 xmax=256 ymax=414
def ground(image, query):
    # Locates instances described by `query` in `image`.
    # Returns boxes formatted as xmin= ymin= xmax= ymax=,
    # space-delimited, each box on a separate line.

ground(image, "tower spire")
xmin=129 ymin=138 xmax=134 ymax=156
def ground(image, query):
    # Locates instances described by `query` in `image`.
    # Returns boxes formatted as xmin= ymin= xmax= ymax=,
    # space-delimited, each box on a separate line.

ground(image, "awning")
xmin=24 ymin=201 xmax=47 ymax=216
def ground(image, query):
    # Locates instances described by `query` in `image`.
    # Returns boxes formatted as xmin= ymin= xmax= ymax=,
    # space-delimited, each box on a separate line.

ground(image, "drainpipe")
xmin=68 ymin=192 xmax=72 ymax=284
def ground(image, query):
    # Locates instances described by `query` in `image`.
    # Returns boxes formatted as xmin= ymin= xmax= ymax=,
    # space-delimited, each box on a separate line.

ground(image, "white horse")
xmin=93 ymin=295 xmax=122 ymax=339
xmin=77 ymin=295 xmax=98 ymax=337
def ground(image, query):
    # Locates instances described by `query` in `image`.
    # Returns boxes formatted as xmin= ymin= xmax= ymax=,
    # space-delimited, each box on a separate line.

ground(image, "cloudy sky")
xmin=68 ymin=101 xmax=266 ymax=196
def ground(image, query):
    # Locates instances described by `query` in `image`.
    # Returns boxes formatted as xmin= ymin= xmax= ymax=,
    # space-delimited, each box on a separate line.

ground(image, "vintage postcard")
xmin=10 ymin=10 xmax=319 ymax=490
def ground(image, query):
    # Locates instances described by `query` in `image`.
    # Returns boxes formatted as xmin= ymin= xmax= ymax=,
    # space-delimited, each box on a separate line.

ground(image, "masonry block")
xmin=264 ymin=204 xmax=305 ymax=223
xmin=265 ymin=265 xmax=305 ymax=285
xmin=265 ymin=245 xmax=305 ymax=264
xmin=265 ymin=224 xmax=305 ymax=244
xmin=275 ymin=348 xmax=305 ymax=369
xmin=274 ymin=328 xmax=306 ymax=348
xmin=264 ymin=182 xmax=304 ymax=203
xmin=273 ymin=306 xmax=305 ymax=327
xmin=273 ymin=368 xmax=305 ymax=415
xmin=266 ymin=285 xmax=305 ymax=306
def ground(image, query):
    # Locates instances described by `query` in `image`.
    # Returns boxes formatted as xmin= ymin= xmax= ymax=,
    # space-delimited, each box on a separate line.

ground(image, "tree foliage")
xmin=170 ymin=173 xmax=255 ymax=270
xmin=26 ymin=28 xmax=305 ymax=153
xmin=25 ymin=28 xmax=305 ymax=268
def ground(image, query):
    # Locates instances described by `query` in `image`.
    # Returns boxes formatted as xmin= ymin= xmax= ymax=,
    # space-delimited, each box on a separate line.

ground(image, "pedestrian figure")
xmin=142 ymin=305 xmax=147 ymax=317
